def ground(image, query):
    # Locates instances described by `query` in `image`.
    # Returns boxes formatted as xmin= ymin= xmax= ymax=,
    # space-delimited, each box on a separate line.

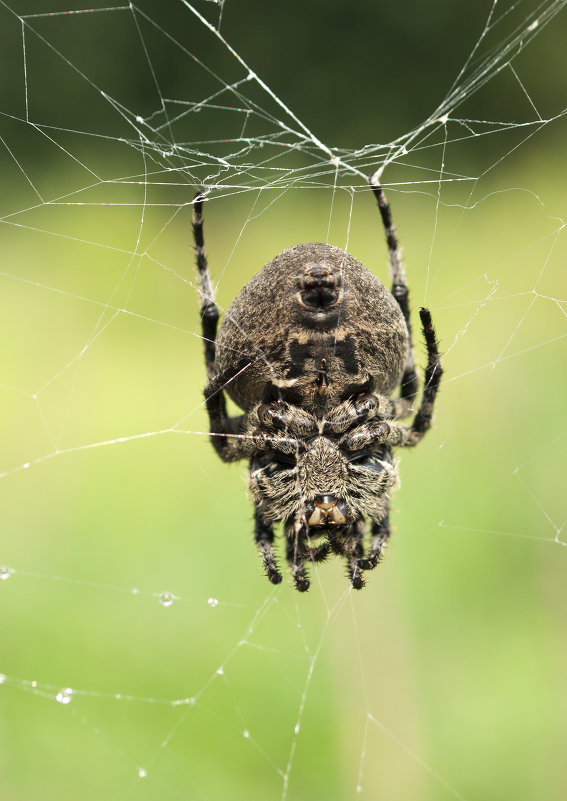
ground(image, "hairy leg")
xmin=383 ymin=308 xmax=443 ymax=447
xmin=254 ymin=505 xmax=282 ymax=585
xmin=370 ymin=183 xmax=419 ymax=407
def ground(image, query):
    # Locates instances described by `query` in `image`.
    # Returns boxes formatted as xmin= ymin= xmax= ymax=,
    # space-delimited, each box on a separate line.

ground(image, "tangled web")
xmin=1 ymin=1 xmax=566 ymax=799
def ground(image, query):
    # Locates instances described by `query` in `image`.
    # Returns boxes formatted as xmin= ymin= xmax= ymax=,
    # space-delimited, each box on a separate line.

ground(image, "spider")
xmin=192 ymin=184 xmax=442 ymax=592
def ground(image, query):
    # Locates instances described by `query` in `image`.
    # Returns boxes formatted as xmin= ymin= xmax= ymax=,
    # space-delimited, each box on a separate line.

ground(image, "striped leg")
xmin=382 ymin=308 xmax=443 ymax=448
xmin=370 ymin=184 xmax=419 ymax=407
xmin=193 ymin=192 xmax=248 ymax=462
xmin=255 ymin=505 xmax=282 ymax=585
xmin=192 ymin=191 xmax=219 ymax=381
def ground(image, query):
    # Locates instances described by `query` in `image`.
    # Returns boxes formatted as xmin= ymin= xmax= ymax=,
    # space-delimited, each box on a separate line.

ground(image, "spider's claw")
xmin=349 ymin=560 xmax=366 ymax=590
xmin=291 ymin=564 xmax=310 ymax=592
xmin=257 ymin=538 xmax=282 ymax=586
xmin=267 ymin=568 xmax=283 ymax=585
xmin=351 ymin=575 xmax=365 ymax=590
xmin=345 ymin=555 xmax=366 ymax=590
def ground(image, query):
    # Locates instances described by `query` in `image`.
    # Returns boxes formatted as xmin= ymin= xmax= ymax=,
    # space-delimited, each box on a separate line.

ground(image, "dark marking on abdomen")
xmin=286 ymin=334 xmax=359 ymax=380
xmin=334 ymin=335 xmax=358 ymax=374
xmin=286 ymin=340 xmax=315 ymax=379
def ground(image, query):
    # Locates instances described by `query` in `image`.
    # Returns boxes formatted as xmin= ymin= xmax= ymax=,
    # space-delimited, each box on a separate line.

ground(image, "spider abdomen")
xmin=215 ymin=243 xmax=409 ymax=411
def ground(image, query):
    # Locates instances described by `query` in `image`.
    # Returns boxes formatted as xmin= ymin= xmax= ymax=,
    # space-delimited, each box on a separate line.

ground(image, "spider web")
xmin=1 ymin=1 xmax=566 ymax=799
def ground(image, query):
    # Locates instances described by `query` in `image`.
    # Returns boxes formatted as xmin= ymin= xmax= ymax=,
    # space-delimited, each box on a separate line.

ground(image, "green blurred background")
xmin=1 ymin=1 xmax=567 ymax=800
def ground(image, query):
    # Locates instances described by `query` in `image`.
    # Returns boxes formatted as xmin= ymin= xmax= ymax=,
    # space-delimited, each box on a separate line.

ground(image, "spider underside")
xmin=192 ymin=184 xmax=442 ymax=591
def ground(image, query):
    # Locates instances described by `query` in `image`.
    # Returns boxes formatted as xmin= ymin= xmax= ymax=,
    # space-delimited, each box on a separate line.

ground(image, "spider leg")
xmin=383 ymin=307 xmax=443 ymax=447
xmin=346 ymin=525 xmax=366 ymax=589
xmin=203 ymin=359 xmax=250 ymax=461
xmin=305 ymin=541 xmax=332 ymax=563
xmin=370 ymin=183 xmax=419 ymax=411
xmin=411 ymin=307 xmax=443 ymax=437
xmin=192 ymin=192 xmax=219 ymax=381
xmin=326 ymin=524 xmax=366 ymax=590
xmin=254 ymin=505 xmax=282 ymax=585
xmin=358 ymin=513 xmax=390 ymax=571
xmin=192 ymin=193 xmax=252 ymax=462
xmin=378 ymin=395 xmax=419 ymax=422
xmin=285 ymin=521 xmax=311 ymax=592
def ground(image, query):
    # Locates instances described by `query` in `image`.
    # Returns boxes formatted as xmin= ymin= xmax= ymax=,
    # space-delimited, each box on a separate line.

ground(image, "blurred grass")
xmin=1 ymin=146 xmax=567 ymax=801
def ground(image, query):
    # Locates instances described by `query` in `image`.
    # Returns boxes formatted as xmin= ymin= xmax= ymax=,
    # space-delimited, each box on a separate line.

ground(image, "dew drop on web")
xmin=55 ymin=687 xmax=74 ymax=705
xmin=158 ymin=591 xmax=175 ymax=607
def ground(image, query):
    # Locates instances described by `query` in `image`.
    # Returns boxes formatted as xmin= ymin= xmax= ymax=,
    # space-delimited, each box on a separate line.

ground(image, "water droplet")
xmin=243 ymin=729 xmax=250 ymax=739
xmin=138 ymin=767 xmax=147 ymax=778
xmin=136 ymin=115 xmax=144 ymax=124
xmin=159 ymin=592 xmax=175 ymax=607
xmin=131 ymin=588 xmax=139 ymax=595
xmin=0 ymin=674 xmax=6 ymax=684
xmin=55 ymin=687 xmax=74 ymax=705
xmin=172 ymin=696 xmax=193 ymax=707
xmin=356 ymin=784 xmax=363 ymax=793
xmin=207 ymin=597 xmax=219 ymax=607
xmin=31 ymin=680 xmax=37 ymax=688
xmin=294 ymin=724 xmax=300 ymax=735
xmin=216 ymin=666 xmax=224 ymax=676
xmin=22 ymin=462 xmax=30 ymax=469
xmin=0 ymin=566 xmax=13 ymax=581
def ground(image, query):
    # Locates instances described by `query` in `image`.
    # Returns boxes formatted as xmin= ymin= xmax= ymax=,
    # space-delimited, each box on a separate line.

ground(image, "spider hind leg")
xmin=192 ymin=191 xmax=218 ymax=380
xmin=370 ymin=183 xmax=419 ymax=408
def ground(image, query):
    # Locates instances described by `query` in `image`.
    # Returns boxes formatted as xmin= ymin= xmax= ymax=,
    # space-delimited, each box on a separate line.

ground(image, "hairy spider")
xmin=192 ymin=184 xmax=442 ymax=591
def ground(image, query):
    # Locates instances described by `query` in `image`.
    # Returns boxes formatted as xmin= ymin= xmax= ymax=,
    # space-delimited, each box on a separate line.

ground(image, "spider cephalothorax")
xmin=247 ymin=398 xmax=397 ymax=513
xmin=192 ymin=184 xmax=442 ymax=591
